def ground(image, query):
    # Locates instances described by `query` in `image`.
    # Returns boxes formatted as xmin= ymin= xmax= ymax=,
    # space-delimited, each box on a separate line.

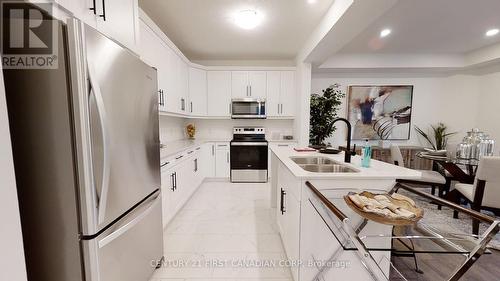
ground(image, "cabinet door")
xmin=178 ymin=58 xmax=189 ymax=113
xmin=231 ymin=71 xmax=249 ymax=98
xmin=160 ymin=166 xmax=175 ymax=228
xmin=164 ymin=48 xmax=179 ymax=113
xmin=172 ymin=158 xmax=192 ymax=212
xmin=280 ymin=71 xmax=295 ymax=117
xmin=56 ymin=0 xmax=97 ymax=26
xmin=207 ymin=71 xmax=232 ymax=117
xmin=202 ymin=143 xmax=216 ymax=177
xmin=215 ymin=149 xmax=230 ymax=178
xmin=266 ymin=71 xmax=280 ymax=117
xmin=95 ymin=0 xmax=138 ymax=52
xmin=248 ymin=71 xmax=266 ymax=98
xmin=138 ymin=21 xmax=167 ymax=111
xmin=188 ymin=67 xmax=207 ymax=116
xmin=284 ymin=192 xmax=300 ymax=281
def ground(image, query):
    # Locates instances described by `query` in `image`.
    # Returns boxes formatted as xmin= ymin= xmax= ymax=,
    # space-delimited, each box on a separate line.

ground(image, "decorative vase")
xmin=186 ymin=123 xmax=196 ymax=139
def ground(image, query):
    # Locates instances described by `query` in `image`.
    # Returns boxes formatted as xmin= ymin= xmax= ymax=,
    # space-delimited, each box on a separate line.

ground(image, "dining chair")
xmin=454 ymin=156 xmax=500 ymax=234
xmin=390 ymin=145 xmax=447 ymax=198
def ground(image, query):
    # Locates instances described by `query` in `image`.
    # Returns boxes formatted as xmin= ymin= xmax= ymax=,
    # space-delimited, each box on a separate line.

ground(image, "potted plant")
xmin=309 ymin=84 xmax=345 ymax=148
xmin=414 ymin=123 xmax=457 ymax=151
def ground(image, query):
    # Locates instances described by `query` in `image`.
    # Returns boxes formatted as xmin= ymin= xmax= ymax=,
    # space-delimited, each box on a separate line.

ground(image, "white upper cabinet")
xmin=95 ymin=0 xmax=139 ymax=52
xmin=54 ymin=0 xmax=97 ymax=26
xmin=248 ymin=71 xmax=267 ymax=99
xmin=266 ymin=71 xmax=281 ymax=117
xmin=280 ymin=71 xmax=296 ymax=117
xmin=231 ymin=71 xmax=266 ymax=99
xmin=177 ymin=57 xmax=189 ymax=113
xmin=231 ymin=71 xmax=248 ymax=99
xmin=207 ymin=71 xmax=232 ymax=117
xmin=138 ymin=20 xmax=167 ymax=111
xmin=188 ymin=67 xmax=207 ymax=116
xmin=58 ymin=0 xmax=139 ymax=52
xmin=266 ymin=71 xmax=296 ymax=117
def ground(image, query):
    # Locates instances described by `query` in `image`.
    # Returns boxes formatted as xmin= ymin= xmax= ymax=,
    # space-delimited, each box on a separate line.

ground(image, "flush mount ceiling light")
xmin=486 ymin=28 xmax=499 ymax=37
xmin=234 ymin=9 xmax=263 ymax=30
xmin=307 ymin=0 xmax=318 ymax=4
xmin=380 ymin=28 xmax=392 ymax=38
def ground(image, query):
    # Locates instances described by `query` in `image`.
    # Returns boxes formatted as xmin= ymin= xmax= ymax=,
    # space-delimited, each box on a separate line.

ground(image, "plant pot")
xmin=309 ymin=144 xmax=328 ymax=150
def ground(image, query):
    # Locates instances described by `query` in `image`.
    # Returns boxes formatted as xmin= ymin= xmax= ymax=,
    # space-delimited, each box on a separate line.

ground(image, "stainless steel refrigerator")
xmin=2 ymin=13 xmax=163 ymax=281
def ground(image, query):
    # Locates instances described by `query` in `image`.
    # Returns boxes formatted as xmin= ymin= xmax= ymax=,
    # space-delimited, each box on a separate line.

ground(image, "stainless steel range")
xmin=230 ymin=127 xmax=268 ymax=183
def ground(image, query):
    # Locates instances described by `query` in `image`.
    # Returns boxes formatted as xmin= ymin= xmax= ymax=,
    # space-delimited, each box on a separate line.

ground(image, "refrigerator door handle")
xmin=98 ymin=193 xmax=160 ymax=248
xmin=87 ymin=61 xmax=111 ymax=225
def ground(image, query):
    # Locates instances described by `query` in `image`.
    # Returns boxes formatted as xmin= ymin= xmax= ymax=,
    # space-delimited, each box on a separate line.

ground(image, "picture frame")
xmin=347 ymin=85 xmax=414 ymax=140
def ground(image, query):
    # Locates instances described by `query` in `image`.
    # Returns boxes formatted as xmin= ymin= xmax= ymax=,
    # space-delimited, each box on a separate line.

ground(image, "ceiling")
xmin=338 ymin=0 xmax=500 ymax=55
xmin=138 ymin=0 xmax=335 ymax=61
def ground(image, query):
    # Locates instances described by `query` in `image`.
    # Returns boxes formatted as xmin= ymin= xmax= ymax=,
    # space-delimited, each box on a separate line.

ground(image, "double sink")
xmin=290 ymin=156 xmax=359 ymax=173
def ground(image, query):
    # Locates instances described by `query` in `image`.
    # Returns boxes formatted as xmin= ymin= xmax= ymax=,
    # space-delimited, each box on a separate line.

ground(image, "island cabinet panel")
xmin=299 ymin=186 xmax=393 ymax=280
xmin=276 ymin=163 xmax=301 ymax=281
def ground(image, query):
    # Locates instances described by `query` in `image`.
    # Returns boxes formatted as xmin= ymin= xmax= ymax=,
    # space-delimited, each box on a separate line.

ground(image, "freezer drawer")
xmin=82 ymin=191 xmax=163 ymax=281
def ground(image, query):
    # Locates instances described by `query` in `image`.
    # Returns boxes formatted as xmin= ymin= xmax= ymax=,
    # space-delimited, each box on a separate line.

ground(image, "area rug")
xmin=398 ymin=188 xmax=500 ymax=251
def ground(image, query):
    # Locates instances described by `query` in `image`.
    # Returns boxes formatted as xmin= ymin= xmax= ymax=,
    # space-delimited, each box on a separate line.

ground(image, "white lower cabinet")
xmin=268 ymin=142 xmax=297 ymax=178
xmin=160 ymin=143 xmax=231 ymax=228
xmin=215 ymin=142 xmax=230 ymax=178
xmin=276 ymin=163 xmax=301 ymax=281
xmin=160 ymin=147 xmax=203 ymax=228
xmin=202 ymin=143 xmax=216 ymax=177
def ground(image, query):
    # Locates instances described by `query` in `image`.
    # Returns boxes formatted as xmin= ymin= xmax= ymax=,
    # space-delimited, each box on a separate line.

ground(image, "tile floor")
xmin=149 ymin=181 xmax=293 ymax=281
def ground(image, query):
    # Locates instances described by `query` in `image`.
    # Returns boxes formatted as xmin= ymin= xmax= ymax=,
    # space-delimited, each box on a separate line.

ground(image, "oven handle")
xmin=230 ymin=142 xmax=268 ymax=146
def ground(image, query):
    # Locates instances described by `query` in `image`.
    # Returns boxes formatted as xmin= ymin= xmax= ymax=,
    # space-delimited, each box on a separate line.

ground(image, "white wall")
xmin=477 ymin=72 xmax=500 ymax=155
xmin=159 ymin=116 xmax=295 ymax=143
xmin=0 ymin=73 xmax=27 ymax=281
xmin=311 ymin=73 xmax=481 ymax=149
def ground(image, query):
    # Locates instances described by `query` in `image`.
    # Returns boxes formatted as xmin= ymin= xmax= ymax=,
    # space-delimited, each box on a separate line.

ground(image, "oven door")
xmin=230 ymin=142 xmax=268 ymax=182
xmin=231 ymin=100 xmax=266 ymax=119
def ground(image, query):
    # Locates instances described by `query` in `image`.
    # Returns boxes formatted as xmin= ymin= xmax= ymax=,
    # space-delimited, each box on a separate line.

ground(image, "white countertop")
xmin=160 ymin=139 xmax=230 ymax=160
xmin=161 ymin=138 xmax=297 ymax=160
xmin=270 ymin=146 xmax=422 ymax=180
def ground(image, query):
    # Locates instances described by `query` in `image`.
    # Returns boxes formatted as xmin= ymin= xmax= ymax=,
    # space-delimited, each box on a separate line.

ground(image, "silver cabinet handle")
xmin=212 ymin=144 xmax=215 ymax=155
xmin=277 ymin=144 xmax=289 ymax=147
xmin=250 ymin=85 xmax=252 ymax=96
xmin=175 ymin=155 xmax=183 ymax=160
xmin=190 ymin=101 xmax=193 ymax=113
xmin=88 ymin=60 xmax=110 ymax=225
xmin=229 ymin=103 xmax=232 ymax=114
xmin=226 ymin=151 xmax=229 ymax=163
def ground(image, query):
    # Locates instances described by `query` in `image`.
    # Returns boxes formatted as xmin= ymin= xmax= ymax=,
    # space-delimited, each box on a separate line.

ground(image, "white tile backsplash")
xmin=159 ymin=116 xmax=294 ymax=143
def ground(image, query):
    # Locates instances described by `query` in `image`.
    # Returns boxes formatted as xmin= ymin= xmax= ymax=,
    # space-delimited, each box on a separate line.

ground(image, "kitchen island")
xmin=269 ymin=146 xmax=422 ymax=281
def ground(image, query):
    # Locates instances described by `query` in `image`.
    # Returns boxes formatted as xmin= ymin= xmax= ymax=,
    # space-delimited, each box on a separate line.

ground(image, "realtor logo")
xmin=1 ymin=1 xmax=58 ymax=69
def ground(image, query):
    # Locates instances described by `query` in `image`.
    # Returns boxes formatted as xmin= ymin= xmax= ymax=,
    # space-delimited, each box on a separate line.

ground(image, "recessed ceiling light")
xmin=380 ymin=28 xmax=392 ymax=38
xmin=307 ymin=0 xmax=318 ymax=4
xmin=234 ymin=9 xmax=263 ymax=30
xmin=486 ymin=28 xmax=499 ymax=37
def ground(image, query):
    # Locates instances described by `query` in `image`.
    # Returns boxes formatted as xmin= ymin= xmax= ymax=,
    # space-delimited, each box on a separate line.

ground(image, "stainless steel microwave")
xmin=231 ymin=98 xmax=266 ymax=119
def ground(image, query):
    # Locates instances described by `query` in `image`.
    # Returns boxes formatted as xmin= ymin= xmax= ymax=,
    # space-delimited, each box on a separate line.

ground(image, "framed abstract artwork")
xmin=347 ymin=85 xmax=413 ymax=140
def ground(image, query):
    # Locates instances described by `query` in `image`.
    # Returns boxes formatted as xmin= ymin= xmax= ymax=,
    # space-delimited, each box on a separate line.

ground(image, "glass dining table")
xmin=416 ymin=152 xmax=478 ymax=184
